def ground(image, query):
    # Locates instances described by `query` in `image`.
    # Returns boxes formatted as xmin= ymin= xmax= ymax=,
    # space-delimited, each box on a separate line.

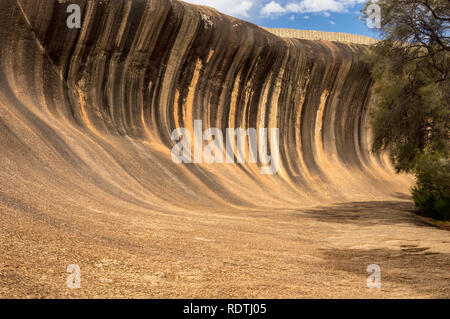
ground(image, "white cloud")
xmin=182 ymin=0 xmax=366 ymax=18
xmin=182 ymin=0 xmax=254 ymax=17
xmin=285 ymin=0 xmax=366 ymax=14
xmin=330 ymin=20 xmax=336 ymax=24
xmin=261 ymin=1 xmax=287 ymax=16
xmin=286 ymin=0 xmax=342 ymax=13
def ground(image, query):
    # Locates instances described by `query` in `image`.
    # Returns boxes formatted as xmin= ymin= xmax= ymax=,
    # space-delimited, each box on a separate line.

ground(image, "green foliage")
xmin=364 ymin=46 xmax=449 ymax=172
xmin=412 ymin=153 xmax=450 ymax=220
xmin=362 ymin=0 xmax=450 ymax=219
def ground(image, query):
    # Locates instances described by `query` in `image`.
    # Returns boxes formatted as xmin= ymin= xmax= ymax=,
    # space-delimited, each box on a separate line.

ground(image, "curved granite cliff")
xmin=0 ymin=0 xmax=411 ymax=215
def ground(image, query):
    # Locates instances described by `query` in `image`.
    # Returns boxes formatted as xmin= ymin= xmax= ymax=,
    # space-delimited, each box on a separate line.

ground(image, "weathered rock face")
xmin=0 ymin=0 xmax=411 ymax=213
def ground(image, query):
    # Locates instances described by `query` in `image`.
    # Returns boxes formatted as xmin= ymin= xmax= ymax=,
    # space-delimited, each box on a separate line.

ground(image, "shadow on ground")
xmin=300 ymin=200 xmax=435 ymax=227
xmin=319 ymin=246 xmax=450 ymax=297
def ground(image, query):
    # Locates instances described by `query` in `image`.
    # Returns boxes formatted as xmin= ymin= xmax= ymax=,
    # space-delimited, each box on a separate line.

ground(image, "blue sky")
xmin=182 ymin=0 xmax=379 ymax=38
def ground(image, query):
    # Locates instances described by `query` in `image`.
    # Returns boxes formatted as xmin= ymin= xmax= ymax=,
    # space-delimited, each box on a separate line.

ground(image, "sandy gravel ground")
xmin=1 ymin=199 xmax=449 ymax=299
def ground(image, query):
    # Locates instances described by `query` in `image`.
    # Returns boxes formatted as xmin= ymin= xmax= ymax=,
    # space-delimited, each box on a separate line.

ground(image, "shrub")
xmin=412 ymin=154 xmax=450 ymax=221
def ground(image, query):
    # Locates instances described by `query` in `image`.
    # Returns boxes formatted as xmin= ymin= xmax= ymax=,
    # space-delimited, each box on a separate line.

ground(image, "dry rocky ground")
xmin=1 ymin=199 xmax=449 ymax=298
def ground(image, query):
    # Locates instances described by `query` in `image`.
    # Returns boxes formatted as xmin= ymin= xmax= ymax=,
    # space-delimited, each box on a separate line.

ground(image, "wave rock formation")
xmin=0 ymin=0 xmax=411 ymax=216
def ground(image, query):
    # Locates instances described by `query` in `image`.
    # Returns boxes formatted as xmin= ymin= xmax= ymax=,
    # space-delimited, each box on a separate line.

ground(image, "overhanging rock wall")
xmin=0 ymin=0 xmax=411 ymax=214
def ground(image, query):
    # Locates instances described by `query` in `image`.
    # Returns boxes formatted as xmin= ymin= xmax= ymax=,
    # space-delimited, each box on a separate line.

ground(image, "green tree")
xmin=362 ymin=0 xmax=450 ymax=220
